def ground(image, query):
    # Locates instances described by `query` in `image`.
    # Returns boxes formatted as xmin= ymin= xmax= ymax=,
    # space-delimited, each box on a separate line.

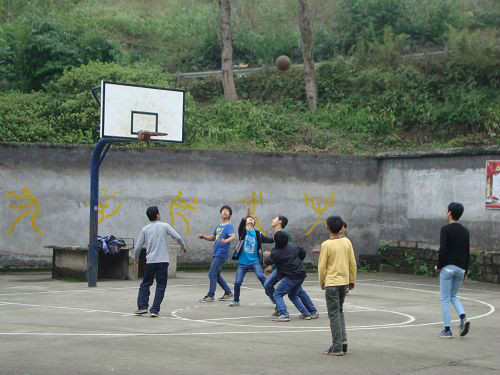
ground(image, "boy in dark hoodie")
xmin=263 ymin=231 xmax=312 ymax=322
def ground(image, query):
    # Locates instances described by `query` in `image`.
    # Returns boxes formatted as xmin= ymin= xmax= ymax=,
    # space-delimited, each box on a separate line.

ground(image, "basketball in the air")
xmin=275 ymin=55 xmax=292 ymax=71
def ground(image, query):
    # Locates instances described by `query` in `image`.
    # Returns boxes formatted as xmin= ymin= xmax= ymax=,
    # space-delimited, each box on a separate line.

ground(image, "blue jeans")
xmin=264 ymin=269 xmax=278 ymax=304
xmin=439 ymin=264 xmax=466 ymax=327
xmin=208 ymin=256 xmax=232 ymax=297
xmin=273 ymin=277 xmax=309 ymax=317
xmin=297 ymin=287 xmax=317 ymax=314
xmin=234 ymin=262 xmax=268 ymax=302
xmin=265 ymin=269 xmax=316 ymax=312
xmin=137 ymin=262 xmax=169 ymax=314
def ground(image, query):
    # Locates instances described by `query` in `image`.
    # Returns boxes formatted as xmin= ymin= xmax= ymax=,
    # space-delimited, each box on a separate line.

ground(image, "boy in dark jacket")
xmin=263 ymin=231 xmax=311 ymax=322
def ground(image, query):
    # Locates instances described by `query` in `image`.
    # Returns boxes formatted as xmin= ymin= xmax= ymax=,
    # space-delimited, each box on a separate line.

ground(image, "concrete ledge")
xmin=48 ymin=245 xmax=178 ymax=281
xmin=50 ymin=246 xmax=134 ymax=281
xmin=374 ymin=242 xmax=500 ymax=283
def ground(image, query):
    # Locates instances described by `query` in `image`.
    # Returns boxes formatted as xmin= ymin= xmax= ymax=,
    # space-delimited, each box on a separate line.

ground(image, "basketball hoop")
xmin=137 ymin=130 xmax=168 ymax=142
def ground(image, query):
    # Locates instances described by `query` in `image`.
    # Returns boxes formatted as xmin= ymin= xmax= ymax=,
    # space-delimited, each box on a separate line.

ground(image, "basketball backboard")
xmin=99 ymin=81 xmax=184 ymax=142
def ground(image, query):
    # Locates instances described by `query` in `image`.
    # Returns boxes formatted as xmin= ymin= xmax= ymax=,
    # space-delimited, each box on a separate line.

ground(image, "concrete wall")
xmin=0 ymin=143 xmax=381 ymax=267
xmin=380 ymin=150 xmax=500 ymax=249
xmin=1 ymin=143 xmax=499 ymax=268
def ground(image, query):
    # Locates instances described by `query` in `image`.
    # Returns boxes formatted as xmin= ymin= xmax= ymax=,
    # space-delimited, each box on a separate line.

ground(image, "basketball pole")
xmin=88 ymin=81 xmax=184 ymax=287
xmin=88 ymin=137 xmax=121 ymax=287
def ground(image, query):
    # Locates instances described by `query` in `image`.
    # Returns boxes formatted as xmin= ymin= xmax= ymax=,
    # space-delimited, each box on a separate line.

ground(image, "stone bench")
xmin=48 ymin=245 xmax=178 ymax=281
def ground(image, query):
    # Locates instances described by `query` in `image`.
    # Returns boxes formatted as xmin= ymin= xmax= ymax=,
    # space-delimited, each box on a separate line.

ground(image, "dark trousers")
xmin=325 ymin=285 xmax=348 ymax=351
xmin=137 ymin=262 xmax=169 ymax=314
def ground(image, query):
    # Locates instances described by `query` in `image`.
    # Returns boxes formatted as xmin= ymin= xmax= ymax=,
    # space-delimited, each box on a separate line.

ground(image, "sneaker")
xmin=199 ymin=296 xmax=214 ymax=303
xmin=272 ymin=314 xmax=290 ymax=322
xmin=229 ymin=301 xmax=240 ymax=307
xmin=310 ymin=312 xmax=320 ymax=319
xmin=298 ymin=314 xmax=312 ymax=320
xmin=459 ymin=318 xmax=470 ymax=337
xmin=150 ymin=312 xmax=159 ymax=318
xmin=134 ymin=308 xmax=148 ymax=315
xmin=323 ymin=346 xmax=344 ymax=356
xmin=342 ymin=343 xmax=348 ymax=353
xmin=439 ymin=329 xmax=453 ymax=338
xmin=272 ymin=307 xmax=280 ymax=317
xmin=218 ymin=293 xmax=233 ymax=301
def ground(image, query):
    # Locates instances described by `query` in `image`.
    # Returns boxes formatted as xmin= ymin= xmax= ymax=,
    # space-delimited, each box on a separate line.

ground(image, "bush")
xmin=236 ymin=68 xmax=306 ymax=104
xmin=185 ymin=76 xmax=223 ymax=103
xmin=1 ymin=17 xmax=120 ymax=91
xmin=1 ymin=61 xmax=175 ymax=144
xmin=354 ymin=26 xmax=407 ymax=68
xmin=447 ymin=27 xmax=500 ymax=87
xmin=186 ymin=99 xmax=298 ymax=151
xmin=0 ymin=91 xmax=60 ymax=143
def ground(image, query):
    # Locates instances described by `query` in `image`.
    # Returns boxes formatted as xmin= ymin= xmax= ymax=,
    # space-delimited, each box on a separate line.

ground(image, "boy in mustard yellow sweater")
xmin=318 ymin=215 xmax=357 ymax=356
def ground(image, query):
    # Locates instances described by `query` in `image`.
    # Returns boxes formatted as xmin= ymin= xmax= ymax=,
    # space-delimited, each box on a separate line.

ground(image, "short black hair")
xmin=278 ymin=215 xmax=288 ymax=228
xmin=220 ymin=205 xmax=232 ymax=217
xmin=448 ymin=202 xmax=464 ymax=221
xmin=326 ymin=215 xmax=344 ymax=234
xmin=146 ymin=206 xmax=159 ymax=221
xmin=274 ymin=231 xmax=289 ymax=249
xmin=342 ymin=220 xmax=347 ymax=229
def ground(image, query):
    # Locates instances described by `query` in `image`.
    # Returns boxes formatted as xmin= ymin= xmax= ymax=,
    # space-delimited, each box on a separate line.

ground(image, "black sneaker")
xmin=342 ymin=343 xmax=348 ymax=353
xmin=150 ymin=312 xmax=159 ymax=318
xmin=134 ymin=308 xmax=148 ymax=315
xmin=459 ymin=318 xmax=470 ymax=337
xmin=218 ymin=293 xmax=233 ymax=301
xmin=272 ymin=307 xmax=280 ymax=317
xmin=323 ymin=346 xmax=344 ymax=356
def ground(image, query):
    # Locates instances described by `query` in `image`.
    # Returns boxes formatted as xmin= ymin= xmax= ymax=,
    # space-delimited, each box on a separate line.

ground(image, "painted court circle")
xmin=0 ymin=280 xmax=495 ymax=337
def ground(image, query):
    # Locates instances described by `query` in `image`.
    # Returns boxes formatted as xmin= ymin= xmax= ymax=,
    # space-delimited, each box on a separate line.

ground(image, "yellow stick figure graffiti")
xmin=239 ymin=192 xmax=266 ymax=233
xmin=86 ymin=188 xmax=123 ymax=224
xmin=5 ymin=186 xmax=43 ymax=236
xmin=169 ymin=190 xmax=198 ymax=235
xmin=304 ymin=193 xmax=335 ymax=237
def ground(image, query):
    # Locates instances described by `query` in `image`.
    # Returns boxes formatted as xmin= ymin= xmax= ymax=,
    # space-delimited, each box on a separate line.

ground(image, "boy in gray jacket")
xmin=134 ymin=206 xmax=187 ymax=317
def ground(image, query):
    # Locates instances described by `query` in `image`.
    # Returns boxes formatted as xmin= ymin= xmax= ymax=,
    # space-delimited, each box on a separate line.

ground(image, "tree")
xmin=298 ymin=0 xmax=317 ymax=111
xmin=218 ymin=0 xmax=238 ymax=101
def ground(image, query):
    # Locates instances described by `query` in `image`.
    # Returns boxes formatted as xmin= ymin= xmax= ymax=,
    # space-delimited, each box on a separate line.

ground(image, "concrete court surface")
xmin=0 ymin=271 xmax=498 ymax=375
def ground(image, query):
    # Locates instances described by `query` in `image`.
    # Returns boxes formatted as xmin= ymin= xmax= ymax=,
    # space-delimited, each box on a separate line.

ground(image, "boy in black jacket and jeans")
xmin=263 ymin=231 xmax=313 ymax=322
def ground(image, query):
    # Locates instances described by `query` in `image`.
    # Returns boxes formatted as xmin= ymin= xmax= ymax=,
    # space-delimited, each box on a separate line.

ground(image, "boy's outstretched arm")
xmin=198 ymin=234 xmax=215 ymax=241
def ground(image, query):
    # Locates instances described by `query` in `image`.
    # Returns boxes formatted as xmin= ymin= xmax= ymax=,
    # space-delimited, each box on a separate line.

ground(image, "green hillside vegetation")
xmin=1 ymin=0 xmax=500 ymax=154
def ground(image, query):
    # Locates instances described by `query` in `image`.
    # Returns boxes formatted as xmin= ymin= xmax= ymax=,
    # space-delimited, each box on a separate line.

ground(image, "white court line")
xmin=361 ymin=279 xmax=500 ymax=294
xmin=0 ymin=278 xmax=380 ymax=297
xmin=0 ymin=301 xmax=177 ymax=319
xmin=245 ymin=282 xmax=496 ymax=327
xmin=169 ymin=298 xmax=416 ymax=329
xmin=0 ymin=283 xmax=214 ymax=297
xmin=240 ymin=285 xmax=369 ymax=309
xmin=358 ymin=283 xmax=496 ymax=325
xmin=0 ymin=329 xmax=334 ymax=337
xmin=0 ymin=282 xmax=495 ymax=337
xmin=203 ymin=309 xmax=377 ymax=321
